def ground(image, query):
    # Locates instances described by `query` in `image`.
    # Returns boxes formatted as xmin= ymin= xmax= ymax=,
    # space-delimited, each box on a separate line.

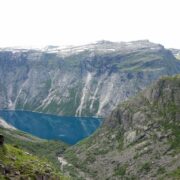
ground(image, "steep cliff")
xmin=0 ymin=40 xmax=180 ymax=117
xmin=170 ymin=48 xmax=180 ymax=60
xmin=63 ymin=75 xmax=180 ymax=180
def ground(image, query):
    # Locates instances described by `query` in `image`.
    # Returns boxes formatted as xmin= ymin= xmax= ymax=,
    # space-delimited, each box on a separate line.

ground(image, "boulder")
xmin=0 ymin=135 xmax=4 ymax=146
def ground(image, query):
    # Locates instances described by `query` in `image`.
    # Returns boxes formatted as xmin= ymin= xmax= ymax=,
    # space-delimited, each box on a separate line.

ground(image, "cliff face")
xmin=63 ymin=75 xmax=180 ymax=180
xmin=170 ymin=48 xmax=180 ymax=60
xmin=0 ymin=40 xmax=180 ymax=117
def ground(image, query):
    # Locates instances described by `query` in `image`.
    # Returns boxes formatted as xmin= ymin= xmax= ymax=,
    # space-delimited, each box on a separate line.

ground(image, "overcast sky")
xmin=0 ymin=0 xmax=179 ymax=48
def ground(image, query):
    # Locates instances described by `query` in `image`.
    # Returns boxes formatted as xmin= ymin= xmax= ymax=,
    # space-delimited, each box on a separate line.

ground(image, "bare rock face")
xmin=63 ymin=75 xmax=180 ymax=180
xmin=0 ymin=40 xmax=180 ymax=117
xmin=170 ymin=48 xmax=180 ymax=59
xmin=0 ymin=135 xmax=4 ymax=146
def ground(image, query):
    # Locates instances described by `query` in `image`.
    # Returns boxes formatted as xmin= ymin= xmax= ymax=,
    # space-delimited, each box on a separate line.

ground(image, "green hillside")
xmin=0 ymin=127 xmax=68 ymax=169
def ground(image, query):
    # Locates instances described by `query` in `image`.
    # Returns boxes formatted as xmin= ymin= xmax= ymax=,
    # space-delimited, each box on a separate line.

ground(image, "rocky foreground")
xmin=63 ymin=75 xmax=180 ymax=180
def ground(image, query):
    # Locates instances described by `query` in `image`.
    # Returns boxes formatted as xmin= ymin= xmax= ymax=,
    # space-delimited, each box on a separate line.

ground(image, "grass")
xmin=157 ymin=167 xmax=166 ymax=174
xmin=64 ymin=149 xmax=79 ymax=166
xmin=116 ymin=130 xmax=124 ymax=151
xmin=0 ymin=144 xmax=67 ymax=179
xmin=160 ymin=74 xmax=180 ymax=84
xmin=113 ymin=164 xmax=127 ymax=176
xmin=162 ymin=121 xmax=180 ymax=152
xmin=139 ymin=162 xmax=151 ymax=173
xmin=168 ymin=167 xmax=180 ymax=178
xmin=0 ymin=127 xmax=68 ymax=168
xmin=85 ymin=151 xmax=96 ymax=163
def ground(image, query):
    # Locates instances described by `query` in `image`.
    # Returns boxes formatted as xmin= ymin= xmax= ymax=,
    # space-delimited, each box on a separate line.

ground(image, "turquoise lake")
xmin=0 ymin=110 xmax=102 ymax=144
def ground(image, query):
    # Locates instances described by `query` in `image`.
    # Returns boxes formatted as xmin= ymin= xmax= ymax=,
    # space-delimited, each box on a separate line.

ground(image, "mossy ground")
xmin=0 ymin=127 xmax=68 ymax=169
xmin=0 ymin=144 xmax=68 ymax=179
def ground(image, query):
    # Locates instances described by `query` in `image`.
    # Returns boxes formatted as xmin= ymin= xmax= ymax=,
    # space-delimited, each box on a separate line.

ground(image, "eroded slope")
xmin=63 ymin=75 xmax=180 ymax=180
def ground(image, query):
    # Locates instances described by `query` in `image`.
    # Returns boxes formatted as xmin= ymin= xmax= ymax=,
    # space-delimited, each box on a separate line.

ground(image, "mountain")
xmin=170 ymin=48 xmax=180 ymax=60
xmin=0 ymin=40 xmax=180 ymax=117
xmin=63 ymin=75 xmax=180 ymax=180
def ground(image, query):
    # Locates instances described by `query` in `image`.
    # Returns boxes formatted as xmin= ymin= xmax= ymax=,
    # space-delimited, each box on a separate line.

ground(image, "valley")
xmin=0 ymin=40 xmax=180 ymax=179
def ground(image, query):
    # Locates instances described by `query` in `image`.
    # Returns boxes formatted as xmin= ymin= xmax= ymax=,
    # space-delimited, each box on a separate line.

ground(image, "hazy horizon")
xmin=0 ymin=39 xmax=175 ymax=50
xmin=0 ymin=0 xmax=180 ymax=49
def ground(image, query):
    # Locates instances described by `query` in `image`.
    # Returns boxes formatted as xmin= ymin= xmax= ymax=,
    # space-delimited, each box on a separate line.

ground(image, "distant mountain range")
xmin=0 ymin=40 xmax=180 ymax=117
xmin=170 ymin=48 xmax=180 ymax=59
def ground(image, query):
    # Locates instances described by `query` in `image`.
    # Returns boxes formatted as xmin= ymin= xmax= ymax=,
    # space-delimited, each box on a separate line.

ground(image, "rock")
xmin=0 ymin=164 xmax=5 ymax=174
xmin=63 ymin=75 xmax=180 ymax=179
xmin=0 ymin=41 xmax=180 ymax=117
xmin=0 ymin=134 xmax=4 ymax=146
xmin=4 ymin=166 xmax=11 ymax=174
xmin=10 ymin=157 xmax=16 ymax=161
xmin=134 ymin=133 xmax=146 ymax=143
xmin=14 ymin=171 xmax=20 ymax=175
xmin=124 ymin=130 xmax=136 ymax=145
xmin=35 ymin=174 xmax=51 ymax=180
xmin=44 ymin=169 xmax=51 ymax=173
xmin=35 ymin=174 xmax=43 ymax=180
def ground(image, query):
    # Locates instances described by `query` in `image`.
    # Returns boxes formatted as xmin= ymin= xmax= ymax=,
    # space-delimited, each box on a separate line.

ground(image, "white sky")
xmin=0 ymin=0 xmax=180 ymax=48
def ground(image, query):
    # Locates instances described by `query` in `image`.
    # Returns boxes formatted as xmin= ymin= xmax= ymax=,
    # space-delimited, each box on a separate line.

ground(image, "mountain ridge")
xmin=0 ymin=40 xmax=180 ymax=117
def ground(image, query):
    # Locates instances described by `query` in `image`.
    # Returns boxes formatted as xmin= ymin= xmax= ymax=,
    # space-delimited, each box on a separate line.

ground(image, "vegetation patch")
xmin=139 ymin=162 xmax=151 ymax=173
xmin=0 ymin=127 xmax=68 ymax=168
xmin=113 ymin=164 xmax=127 ymax=176
xmin=157 ymin=166 xmax=166 ymax=175
xmin=161 ymin=121 xmax=180 ymax=152
xmin=0 ymin=144 xmax=67 ymax=179
xmin=168 ymin=167 xmax=180 ymax=178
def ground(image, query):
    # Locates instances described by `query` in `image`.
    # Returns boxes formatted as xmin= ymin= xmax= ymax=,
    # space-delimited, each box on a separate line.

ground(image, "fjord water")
xmin=0 ymin=110 xmax=102 ymax=144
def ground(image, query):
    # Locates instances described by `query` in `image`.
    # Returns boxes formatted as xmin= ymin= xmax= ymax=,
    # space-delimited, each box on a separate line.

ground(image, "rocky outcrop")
xmin=0 ymin=40 xmax=180 ymax=117
xmin=0 ymin=135 xmax=4 ymax=146
xmin=170 ymin=48 xmax=180 ymax=59
xmin=63 ymin=75 xmax=180 ymax=180
xmin=0 ymin=117 xmax=16 ymax=130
